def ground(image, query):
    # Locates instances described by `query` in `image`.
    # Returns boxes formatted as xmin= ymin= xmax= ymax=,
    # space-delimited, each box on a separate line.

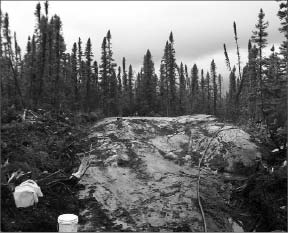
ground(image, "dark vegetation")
xmin=1 ymin=109 xmax=94 ymax=231
xmin=0 ymin=0 xmax=287 ymax=231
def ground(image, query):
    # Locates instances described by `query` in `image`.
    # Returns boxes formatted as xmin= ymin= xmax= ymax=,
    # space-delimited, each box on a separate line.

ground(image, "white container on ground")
xmin=57 ymin=214 xmax=78 ymax=232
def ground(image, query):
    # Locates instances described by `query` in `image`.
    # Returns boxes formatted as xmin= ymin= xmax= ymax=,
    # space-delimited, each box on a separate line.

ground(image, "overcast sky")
xmin=2 ymin=1 xmax=284 ymax=90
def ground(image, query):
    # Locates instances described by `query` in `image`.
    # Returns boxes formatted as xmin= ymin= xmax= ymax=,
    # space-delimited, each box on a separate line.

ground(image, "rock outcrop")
xmin=78 ymin=115 xmax=261 ymax=231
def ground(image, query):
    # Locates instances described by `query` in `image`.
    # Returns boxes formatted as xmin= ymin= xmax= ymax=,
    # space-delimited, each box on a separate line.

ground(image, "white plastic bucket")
xmin=57 ymin=214 xmax=78 ymax=232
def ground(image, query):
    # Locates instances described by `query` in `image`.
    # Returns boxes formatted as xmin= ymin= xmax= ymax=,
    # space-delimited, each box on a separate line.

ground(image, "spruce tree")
xmin=142 ymin=49 xmax=157 ymax=115
xmin=51 ymin=15 xmax=65 ymax=111
xmin=30 ymin=35 xmax=37 ymax=108
xmin=210 ymin=60 xmax=217 ymax=115
xmin=218 ymin=74 xmax=222 ymax=114
xmin=2 ymin=13 xmax=24 ymax=109
xmin=228 ymin=67 xmax=237 ymax=119
xmin=71 ymin=42 xmax=78 ymax=109
xmin=251 ymin=8 xmax=269 ymax=120
xmin=122 ymin=57 xmax=128 ymax=93
xmin=106 ymin=30 xmax=116 ymax=78
xmin=179 ymin=62 xmax=186 ymax=115
xmin=99 ymin=37 xmax=109 ymax=115
xmin=191 ymin=64 xmax=199 ymax=113
xmin=84 ymin=38 xmax=93 ymax=112
xmin=206 ymin=72 xmax=211 ymax=114
xmin=200 ymin=69 xmax=205 ymax=112
xmin=160 ymin=41 xmax=170 ymax=116
xmin=277 ymin=0 xmax=288 ymax=69
xmin=128 ymin=64 xmax=134 ymax=114
xmin=168 ymin=32 xmax=177 ymax=115
xmin=247 ymin=40 xmax=258 ymax=120
xmin=135 ymin=71 xmax=142 ymax=115
xmin=276 ymin=0 xmax=288 ymax=138
xmin=93 ymin=61 xmax=99 ymax=109
xmin=109 ymin=69 xmax=118 ymax=115
xmin=0 ymin=0 xmax=2 ymax=58
xmin=121 ymin=57 xmax=129 ymax=115
xmin=159 ymin=62 xmax=166 ymax=115
xmin=185 ymin=64 xmax=191 ymax=113
xmin=77 ymin=37 xmax=83 ymax=81
xmin=117 ymin=66 xmax=122 ymax=115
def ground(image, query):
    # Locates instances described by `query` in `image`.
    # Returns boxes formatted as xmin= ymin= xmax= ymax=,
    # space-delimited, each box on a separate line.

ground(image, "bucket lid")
xmin=58 ymin=214 xmax=78 ymax=224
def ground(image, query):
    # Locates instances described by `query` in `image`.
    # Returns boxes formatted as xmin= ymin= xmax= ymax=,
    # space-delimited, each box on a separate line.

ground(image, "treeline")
xmin=223 ymin=3 xmax=287 ymax=147
xmin=0 ymin=1 xmax=287 ymax=132
xmin=0 ymin=1 xmax=224 ymax=118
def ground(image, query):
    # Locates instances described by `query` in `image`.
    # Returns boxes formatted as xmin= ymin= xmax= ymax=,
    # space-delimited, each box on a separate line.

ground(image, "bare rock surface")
xmin=78 ymin=115 xmax=261 ymax=231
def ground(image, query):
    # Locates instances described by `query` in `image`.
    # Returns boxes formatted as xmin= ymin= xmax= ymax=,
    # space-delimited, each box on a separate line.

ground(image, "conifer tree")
xmin=247 ymin=40 xmax=258 ymax=120
xmin=84 ymin=38 xmax=93 ymax=112
xmin=141 ymin=49 xmax=157 ymax=115
xmin=233 ymin=21 xmax=243 ymax=103
xmin=117 ymin=66 xmax=122 ymax=95
xmin=51 ymin=15 xmax=65 ymax=110
xmin=117 ymin=66 xmax=122 ymax=115
xmin=200 ymin=69 xmax=205 ymax=112
xmin=160 ymin=41 xmax=170 ymax=116
xmin=135 ymin=71 xmax=142 ymax=114
xmin=179 ymin=62 xmax=186 ymax=115
xmin=191 ymin=64 xmax=199 ymax=112
xmin=2 ymin=13 xmax=24 ymax=109
xmin=35 ymin=2 xmax=41 ymax=24
xmin=34 ymin=2 xmax=51 ymax=108
xmin=277 ymin=0 xmax=288 ymax=70
xmin=210 ymin=59 xmax=217 ymax=115
xmin=109 ymin=69 xmax=118 ymax=115
xmin=106 ymin=30 xmax=116 ymax=78
xmin=122 ymin=57 xmax=128 ymax=93
xmin=99 ymin=31 xmax=117 ymax=116
xmin=275 ymin=0 xmax=288 ymax=137
xmin=0 ymin=0 xmax=2 ymax=58
xmin=218 ymin=74 xmax=223 ymax=114
xmin=92 ymin=60 xmax=99 ymax=110
xmin=159 ymin=62 xmax=166 ymax=115
xmin=77 ymin=37 xmax=83 ymax=81
xmin=71 ymin=42 xmax=78 ymax=109
xmin=30 ymin=35 xmax=37 ymax=108
xmin=121 ymin=57 xmax=129 ymax=115
xmin=184 ymin=64 xmax=191 ymax=113
xmin=206 ymin=72 xmax=211 ymax=114
xmin=251 ymin=8 xmax=269 ymax=120
xmin=99 ymin=37 xmax=109 ymax=115
xmin=168 ymin=32 xmax=177 ymax=115
xmin=228 ymin=67 xmax=237 ymax=119
xmin=128 ymin=64 xmax=134 ymax=114
xmin=276 ymin=1 xmax=288 ymax=135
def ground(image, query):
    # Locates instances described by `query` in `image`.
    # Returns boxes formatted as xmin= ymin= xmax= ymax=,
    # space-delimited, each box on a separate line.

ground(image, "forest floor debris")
xmin=1 ymin=109 xmax=93 ymax=232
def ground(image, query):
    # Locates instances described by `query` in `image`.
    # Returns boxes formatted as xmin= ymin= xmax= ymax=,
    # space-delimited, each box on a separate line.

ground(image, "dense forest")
xmin=1 ymin=1 xmax=287 ymax=134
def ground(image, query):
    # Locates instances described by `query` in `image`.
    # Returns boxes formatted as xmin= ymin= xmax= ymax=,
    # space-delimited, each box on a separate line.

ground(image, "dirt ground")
xmin=1 ymin=111 xmax=91 ymax=232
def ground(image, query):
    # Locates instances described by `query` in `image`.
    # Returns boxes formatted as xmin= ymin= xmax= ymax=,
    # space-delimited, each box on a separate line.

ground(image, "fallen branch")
xmin=71 ymin=144 xmax=93 ymax=180
xmin=36 ymin=170 xmax=66 ymax=184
